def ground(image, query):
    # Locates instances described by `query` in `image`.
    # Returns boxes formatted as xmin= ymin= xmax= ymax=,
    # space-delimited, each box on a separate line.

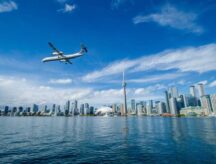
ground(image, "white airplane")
xmin=42 ymin=42 xmax=87 ymax=64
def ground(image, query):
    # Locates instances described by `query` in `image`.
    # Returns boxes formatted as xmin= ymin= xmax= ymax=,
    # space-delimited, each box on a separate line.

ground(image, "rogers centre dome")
xmin=95 ymin=106 xmax=112 ymax=115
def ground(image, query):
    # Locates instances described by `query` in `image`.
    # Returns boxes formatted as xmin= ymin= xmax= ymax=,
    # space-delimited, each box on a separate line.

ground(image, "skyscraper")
xmin=32 ymin=104 xmax=39 ymax=113
xmin=158 ymin=102 xmax=165 ymax=115
xmin=210 ymin=94 xmax=216 ymax=114
xmin=80 ymin=104 xmax=84 ymax=115
xmin=136 ymin=103 xmax=143 ymax=115
xmin=189 ymin=85 xmax=196 ymax=97
xmin=65 ymin=100 xmax=70 ymax=116
xmin=197 ymin=83 xmax=205 ymax=97
xmin=183 ymin=94 xmax=189 ymax=107
xmin=147 ymin=100 xmax=153 ymax=115
xmin=189 ymin=85 xmax=198 ymax=106
xmin=71 ymin=100 xmax=78 ymax=115
xmin=52 ymin=104 xmax=56 ymax=113
xmin=169 ymin=87 xmax=179 ymax=98
xmin=112 ymin=104 xmax=117 ymax=113
xmin=200 ymin=95 xmax=213 ymax=115
xmin=131 ymin=99 xmax=136 ymax=113
xmin=169 ymin=97 xmax=178 ymax=115
xmin=164 ymin=90 xmax=170 ymax=113
xmin=120 ymin=104 xmax=125 ymax=116
xmin=89 ymin=106 xmax=94 ymax=115
xmin=122 ymin=71 xmax=127 ymax=115
xmin=84 ymin=103 xmax=89 ymax=115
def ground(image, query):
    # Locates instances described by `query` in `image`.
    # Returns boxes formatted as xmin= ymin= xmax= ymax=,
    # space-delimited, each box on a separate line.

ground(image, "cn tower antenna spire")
xmin=122 ymin=70 xmax=127 ymax=116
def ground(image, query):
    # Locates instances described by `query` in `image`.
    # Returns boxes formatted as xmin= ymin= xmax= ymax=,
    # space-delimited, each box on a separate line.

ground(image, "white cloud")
xmin=0 ymin=0 xmax=17 ymax=13
xmin=82 ymin=43 xmax=216 ymax=82
xmin=178 ymin=80 xmax=186 ymax=85
xmin=0 ymin=75 xmax=92 ymax=106
xmin=82 ymin=59 xmax=138 ymax=82
xmin=58 ymin=3 xmax=76 ymax=13
xmin=133 ymin=4 xmax=203 ymax=34
xmin=0 ymin=75 xmax=163 ymax=106
xmin=128 ymin=73 xmax=184 ymax=83
xmin=209 ymin=80 xmax=216 ymax=87
xmin=196 ymin=80 xmax=208 ymax=85
xmin=49 ymin=78 xmax=72 ymax=84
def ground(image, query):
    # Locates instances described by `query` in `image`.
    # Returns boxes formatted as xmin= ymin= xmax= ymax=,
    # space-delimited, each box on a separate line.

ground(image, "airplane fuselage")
xmin=42 ymin=52 xmax=83 ymax=63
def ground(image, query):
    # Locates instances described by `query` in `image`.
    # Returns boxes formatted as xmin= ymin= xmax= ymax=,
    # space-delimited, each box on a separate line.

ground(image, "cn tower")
xmin=122 ymin=71 xmax=127 ymax=115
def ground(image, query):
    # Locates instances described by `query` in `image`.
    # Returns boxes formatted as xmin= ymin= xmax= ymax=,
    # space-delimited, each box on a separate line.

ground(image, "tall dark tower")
xmin=122 ymin=71 xmax=127 ymax=115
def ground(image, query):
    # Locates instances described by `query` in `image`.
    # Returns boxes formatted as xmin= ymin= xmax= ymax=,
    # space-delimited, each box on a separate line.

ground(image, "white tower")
xmin=197 ymin=83 xmax=205 ymax=97
xmin=122 ymin=71 xmax=127 ymax=115
xmin=189 ymin=85 xmax=196 ymax=97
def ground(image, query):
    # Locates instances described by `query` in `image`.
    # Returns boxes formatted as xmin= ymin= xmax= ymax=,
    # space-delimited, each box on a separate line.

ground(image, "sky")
xmin=0 ymin=0 xmax=216 ymax=107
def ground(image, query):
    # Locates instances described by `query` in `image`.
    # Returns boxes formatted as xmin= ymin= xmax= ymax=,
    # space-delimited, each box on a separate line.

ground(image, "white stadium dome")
xmin=95 ymin=106 xmax=112 ymax=115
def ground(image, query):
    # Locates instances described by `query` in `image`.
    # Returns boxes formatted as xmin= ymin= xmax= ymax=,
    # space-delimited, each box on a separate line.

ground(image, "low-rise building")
xmin=180 ymin=106 xmax=206 ymax=116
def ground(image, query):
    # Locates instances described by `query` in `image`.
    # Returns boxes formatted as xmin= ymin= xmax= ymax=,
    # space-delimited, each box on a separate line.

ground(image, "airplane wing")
xmin=48 ymin=42 xmax=62 ymax=54
xmin=66 ymin=59 xmax=72 ymax=64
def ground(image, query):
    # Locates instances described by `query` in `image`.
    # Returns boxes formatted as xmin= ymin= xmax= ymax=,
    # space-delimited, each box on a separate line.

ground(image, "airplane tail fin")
xmin=80 ymin=44 xmax=88 ymax=53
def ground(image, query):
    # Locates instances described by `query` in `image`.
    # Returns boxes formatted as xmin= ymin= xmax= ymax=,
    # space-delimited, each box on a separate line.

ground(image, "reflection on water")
xmin=0 ymin=117 xmax=216 ymax=163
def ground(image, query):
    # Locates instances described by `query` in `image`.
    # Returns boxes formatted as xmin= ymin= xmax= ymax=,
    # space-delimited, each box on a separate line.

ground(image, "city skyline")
xmin=1 ymin=81 xmax=216 ymax=117
xmin=0 ymin=0 xmax=216 ymax=106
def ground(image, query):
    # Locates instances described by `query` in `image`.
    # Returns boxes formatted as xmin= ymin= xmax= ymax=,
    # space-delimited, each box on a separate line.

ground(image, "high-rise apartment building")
xmin=210 ymin=94 xmax=216 ymax=114
xmin=201 ymin=95 xmax=213 ymax=115
xmin=131 ymin=99 xmax=136 ymax=113
xmin=165 ymin=90 xmax=170 ymax=113
xmin=169 ymin=97 xmax=178 ymax=115
xmin=197 ymin=83 xmax=205 ymax=97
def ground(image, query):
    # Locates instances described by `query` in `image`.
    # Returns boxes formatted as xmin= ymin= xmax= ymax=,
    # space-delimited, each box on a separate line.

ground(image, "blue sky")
xmin=0 ymin=0 xmax=216 ymax=106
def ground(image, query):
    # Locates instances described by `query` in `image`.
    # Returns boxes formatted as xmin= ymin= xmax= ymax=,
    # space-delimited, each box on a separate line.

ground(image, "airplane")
xmin=42 ymin=42 xmax=87 ymax=64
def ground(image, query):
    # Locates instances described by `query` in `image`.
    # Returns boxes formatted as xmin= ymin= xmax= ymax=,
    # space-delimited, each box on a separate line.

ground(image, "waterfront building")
xmin=95 ymin=106 xmax=112 ymax=116
xmin=158 ymin=102 xmax=166 ymax=115
xmin=84 ymin=103 xmax=90 ymax=115
xmin=80 ymin=104 xmax=84 ymax=115
xmin=131 ymin=99 xmax=136 ymax=113
xmin=183 ymin=94 xmax=189 ymax=107
xmin=4 ymin=106 xmax=9 ymax=116
xmin=197 ymin=83 xmax=205 ymax=97
xmin=200 ymin=95 xmax=213 ymax=115
xmin=112 ymin=104 xmax=117 ymax=113
xmin=164 ymin=90 xmax=170 ymax=113
xmin=189 ymin=85 xmax=198 ymax=106
xmin=41 ymin=105 xmax=48 ymax=113
xmin=120 ymin=104 xmax=125 ymax=115
xmin=147 ymin=100 xmax=153 ymax=115
xmin=32 ymin=104 xmax=39 ymax=113
xmin=52 ymin=104 xmax=56 ymax=113
xmin=12 ymin=107 xmax=17 ymax=113
xmin=169 ymin=87 xmax=178 ymax=98
xmin=65 ymin=100 xmax=70 ymax=115
xmin=26 ymin=107 xmax=31 ymax=113
xmin=210 ymin=94 xmax=216 ymax=114
xmin=18 ymin=106 xmax=23 ymax=113
xmin=190 ymin=85 xmax=196 ymax=97
xmin=136 ymin=103 xmax=143 ymax=115
xmin=57 ymin=105 xmax=61 ymax=113
xmin=89 ymin=106 xmax=94 ymax=115
xmin=155 ymin=101 xmax=160 ymax=113
xmin=169 ymin=97 xmax=178 ymax=115
xmin=65 ymin=100 xmax=70 ymax=111
xmin=177 ymin=95 xmax=185 ymax=109
xmin=180 ymin=106 xmax=205 ymax=116
xmin=71 ymin=100 xmax=78 ymax=115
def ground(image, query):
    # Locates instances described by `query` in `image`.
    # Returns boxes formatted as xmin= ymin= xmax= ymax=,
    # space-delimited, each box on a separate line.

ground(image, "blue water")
xmin=0 ymin=117 xmax=216 ymax=163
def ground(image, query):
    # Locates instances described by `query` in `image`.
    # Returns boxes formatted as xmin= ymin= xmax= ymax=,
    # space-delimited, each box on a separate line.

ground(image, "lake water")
xmin=0 ymin=117 xmax=216 ymax=163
